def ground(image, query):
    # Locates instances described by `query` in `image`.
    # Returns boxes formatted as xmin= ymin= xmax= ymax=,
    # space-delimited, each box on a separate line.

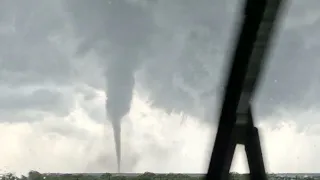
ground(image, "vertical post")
xmin=246 ymin=127 xmax=267 ymax=180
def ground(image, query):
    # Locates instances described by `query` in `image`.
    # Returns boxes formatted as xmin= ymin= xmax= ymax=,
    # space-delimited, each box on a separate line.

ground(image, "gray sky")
xmin=0 ymin=0 xmax=320 ymax=175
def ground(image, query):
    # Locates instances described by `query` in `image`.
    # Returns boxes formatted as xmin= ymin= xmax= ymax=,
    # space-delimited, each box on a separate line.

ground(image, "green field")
xmin=1 ymin=171 xmax=319 ymax=180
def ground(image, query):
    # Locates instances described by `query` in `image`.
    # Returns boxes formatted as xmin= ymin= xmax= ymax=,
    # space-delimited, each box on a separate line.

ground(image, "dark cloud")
xmin=255 ymin=9 xmax=320 ymax=116
xmin=0 ymin=0 xmax=319 ymax=128
xmin=0 ymin=0 xmax=320 ymax=174
xmin=0 ymin=87 xmax=74 ymax=121
xmin=0 ymin=0 xmax=73 ymax=87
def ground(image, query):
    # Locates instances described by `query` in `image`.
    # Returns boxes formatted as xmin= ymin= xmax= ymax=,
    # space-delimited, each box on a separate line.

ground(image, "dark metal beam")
xmin=205 ymin=0 xmax=285 ymax=180
xmin=238 ymin=0 xmax=286 ymax=114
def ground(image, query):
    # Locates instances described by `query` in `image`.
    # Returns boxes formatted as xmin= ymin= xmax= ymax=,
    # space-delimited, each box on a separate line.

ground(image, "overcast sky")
xmin=1 ymin=0 xmax=320 ymax=175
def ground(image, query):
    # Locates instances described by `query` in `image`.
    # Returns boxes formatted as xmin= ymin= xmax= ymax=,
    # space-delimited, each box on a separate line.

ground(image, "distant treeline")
xmin=0 ymin=171 xmax=318 ymax=180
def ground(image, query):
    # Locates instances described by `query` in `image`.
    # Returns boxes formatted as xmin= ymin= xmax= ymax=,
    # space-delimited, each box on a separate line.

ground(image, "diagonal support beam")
xmin=206 ymin=0 xmax=285 ymax=180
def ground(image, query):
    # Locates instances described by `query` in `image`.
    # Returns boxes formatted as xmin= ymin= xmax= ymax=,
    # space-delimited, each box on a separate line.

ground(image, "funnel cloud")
xmin=65 ymin=0 xmax=155 ymax=172
xmin=1 ymin=0 xmax=320 ymax=175
xmin=105 ymin=55 xmax=136 ymax=172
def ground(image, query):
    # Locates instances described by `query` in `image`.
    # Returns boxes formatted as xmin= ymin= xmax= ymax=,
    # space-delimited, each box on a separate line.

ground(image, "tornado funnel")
xmin=111 ymin=120 xmax=121 ymax=173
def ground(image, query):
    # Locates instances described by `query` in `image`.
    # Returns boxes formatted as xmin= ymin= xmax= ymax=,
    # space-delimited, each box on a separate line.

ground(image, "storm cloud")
xmin=0 ymin=0 xmax=320 ymax=175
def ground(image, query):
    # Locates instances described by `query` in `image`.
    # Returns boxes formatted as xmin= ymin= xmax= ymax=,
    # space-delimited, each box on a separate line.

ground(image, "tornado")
xmin=64 ymin=0 xmax=154 ymax=172
xmin=110 ymin=116 xmax=121 ymax=173
xmin=105 ymin=60 xmax=135 ymax=173
xmin=104 ymin=1 xmax=153 ymax=172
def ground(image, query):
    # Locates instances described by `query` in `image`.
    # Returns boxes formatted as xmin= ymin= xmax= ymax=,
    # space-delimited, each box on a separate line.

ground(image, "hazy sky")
xmin=1 ymin=0 xmax=320 ymax=175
